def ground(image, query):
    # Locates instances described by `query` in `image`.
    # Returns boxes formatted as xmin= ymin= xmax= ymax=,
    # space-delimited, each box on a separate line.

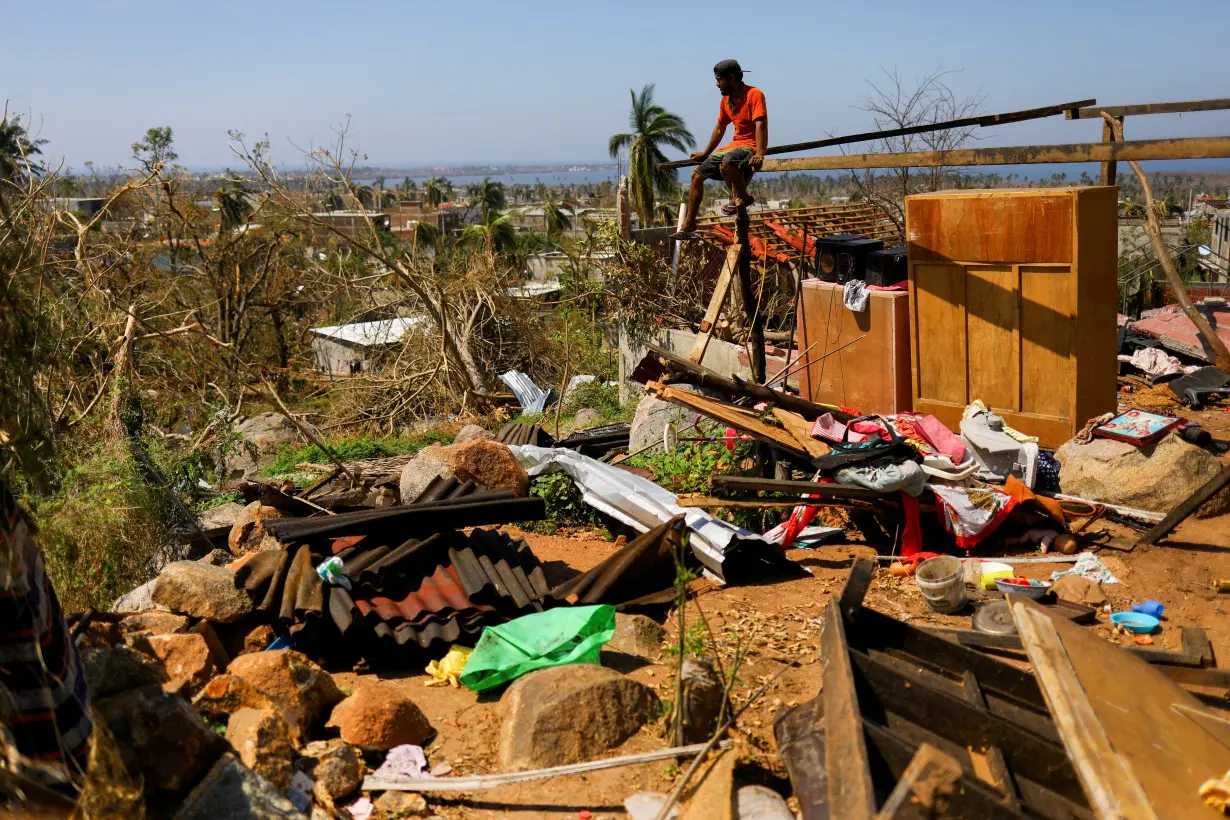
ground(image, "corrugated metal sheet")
xmin=308 ymin=316 xmax=426 ymax=348
xmin=499 ymin=370 xmax=555 ymax=414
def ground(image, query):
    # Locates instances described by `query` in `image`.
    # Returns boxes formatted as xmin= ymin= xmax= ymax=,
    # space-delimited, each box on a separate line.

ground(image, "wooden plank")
xmin=651 ymin=384 xmax=812 ymax=459
xmin=676 ymin=495 xmax=868 ymax=510
xmin=1098 ymin=116 xmax=1121 ymax=186
xmin=874 ymin=743 xmax=964 ymax=820
xmin=820 ymin=597 xmax=878 ymax=820
xmin=1019 ymin=264 xmax=1075 ymax=420
xmin=774 ymin=698 xmax=830 ymax=819
xmin=659 ymin=98 xmax=1094 ymax=169
xmin=1066 ymin=98 xmax=1230 ymax=119
xmin=907 ymin=191 xmax=1073 ymax=264
xmin=771 ymin=408 xmax=830 ymax=458
xmin=1072 ymin=187 xmax=1121 ymax=435
xmin=911 ymin=262 xmax=967 ymax=405
xmin=966 ymin=265 xmax=1020 ymax=411
xmin=690 ymin=244 xmax=741 ymax=363
xmin=760 ymin=136 xmax=1230 ymax=173
xmin=710 ymin=475 xmax=888 ymax=499
xmin=1013 ymin=597 xmax=1215 ymax=820
xmin=1137 ymin=465 xmax=1230 ymax=546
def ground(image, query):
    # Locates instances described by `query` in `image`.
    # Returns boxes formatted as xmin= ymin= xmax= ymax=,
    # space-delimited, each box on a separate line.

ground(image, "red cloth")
xmin=900 ymin=492 xmax=923 ymax=558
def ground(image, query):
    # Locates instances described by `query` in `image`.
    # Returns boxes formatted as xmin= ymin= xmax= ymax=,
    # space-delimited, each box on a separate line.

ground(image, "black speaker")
xmin=866 ymin=246 xmax=908 ymax=287
xmin=815 ymin=235 xmax=884 ymax=283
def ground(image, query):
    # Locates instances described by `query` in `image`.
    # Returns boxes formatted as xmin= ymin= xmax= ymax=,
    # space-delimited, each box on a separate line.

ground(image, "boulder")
xmin=438 ymin=439 xmax=529 ymax=496
xmin=198 ymin=549 xmax=237 ymax=566
xmin=398 ymin=447 xmax=455 ymax=505
xmin=227 ymin=650 xmax=343 ymax=740
xmin=373 ymin=791 xmax=430 ymax=818
xmin=630 ymin=394 xmax=694 ymax=452
xmin=97 ymin=685 xmax=228 ymax=795
xmin=607 ymin=613 xmax=665 ymax=660
xmin=228 ymin=502 xmax=285 ymax=555
xmin=301 ymin=740 xmax=363 ymax=806
xmin=82 ymin=646 xmax=169 ymax=697
xmin=76 ymin=619 xmax=121 ymax=649
xmin=192 ymin=673 xmax=277 ymax=724
xmin=200 ymin=501 xmax=247 ymax=530
xmin=498 ymin=664 xmax=659 ymax=770
xmin=326 ymin=683 xmax=433 ymax=750
xmin=454 ymin=424 xmax=494 ymax=445
xmin=1057 ymin=434 xmax=1230 ymax=517
xmin=572 ymin=408 xmax=603 ymax=430
xmin=173 ymin=753 xmax=304 ymax=820
xmin=735 ymin=785 xmax=794 ymax=820
xmin=133 ymin=633 xmax=222 ymax=696
xmin=232 ymin=623 xmax=277 ymax=657
xmin=111 ymin=578 xmax=160 ymax=613
xmin=227 ymin=708 xmax=297 ymax=791
xmin=120 ymin=611 xmax=190 ymax=642
xmin=151 ymin=561 xmax=253 ymax=623
xmin=679 ymin=658 xmax=728 ymax=744
xmin=235 ymin=412 xmax=311 ymax=454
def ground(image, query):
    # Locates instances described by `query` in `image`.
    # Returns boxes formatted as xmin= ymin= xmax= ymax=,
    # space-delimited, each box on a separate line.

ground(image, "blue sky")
xmin=4 ymin=0 xmax=1229 ymax=170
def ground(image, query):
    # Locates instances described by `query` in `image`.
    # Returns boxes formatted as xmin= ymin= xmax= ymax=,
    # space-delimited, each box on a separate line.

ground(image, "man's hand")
xmin=690 ymin=151 xmax=708 ymax=161
xmin=750 ymin=154 xmax=764 ymax=170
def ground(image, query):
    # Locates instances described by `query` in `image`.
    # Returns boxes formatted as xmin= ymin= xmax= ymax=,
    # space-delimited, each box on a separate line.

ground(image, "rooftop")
xmin=308 ymin=316 xmax=426 ymax=347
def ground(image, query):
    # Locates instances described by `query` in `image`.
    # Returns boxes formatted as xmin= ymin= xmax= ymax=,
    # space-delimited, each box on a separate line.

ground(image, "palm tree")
xmin=462 ymin=212 xmax=517 ymax=255
xmin=423 ymin=177 xmax=445 ymax=207
xmin=0 ymin=115 xmax=47 ymax=181
xmin=543 ymin=197 xmax=572 ymax=239
xmin=470 ymin=177 xmax=506 ymax=223
xmin=608 ymin=84 xmax=694 ymax=228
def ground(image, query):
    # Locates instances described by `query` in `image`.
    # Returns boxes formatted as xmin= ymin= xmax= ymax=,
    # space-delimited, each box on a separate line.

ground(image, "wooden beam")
xmin=1137 ymin=465 xmax=1230 ymax=546
xmin=1099 ymin=116 xmax=1123 ymax=187
xmin=874 ymin=743 xmax=964 ymax=820
xmin=758 ymin=136 xmax=1230 ymax=173
xmin=1066 ymin=98 xmax=1230 ymax=119
xmin=658 ymin=97 xmax=1094 ymax=169
xmin=689 ymin=244 xmax=741 ymax=363
xmin=820 ymin=597 xmax=878 ymax=820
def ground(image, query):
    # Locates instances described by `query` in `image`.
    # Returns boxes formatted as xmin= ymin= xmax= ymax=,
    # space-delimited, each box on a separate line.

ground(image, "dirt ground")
xmin=332 ymin=498 xmax=1230 ymax=819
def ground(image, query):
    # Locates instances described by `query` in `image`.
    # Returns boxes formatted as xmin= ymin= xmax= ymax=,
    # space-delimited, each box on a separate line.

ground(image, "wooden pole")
xmin=1137 ymin=465 xmax=1230 ymax=546
xmin=753 ymin=136 xmax=1230 ymax=173
xmin=1099 ymin=116 xmax=1123 ymax=186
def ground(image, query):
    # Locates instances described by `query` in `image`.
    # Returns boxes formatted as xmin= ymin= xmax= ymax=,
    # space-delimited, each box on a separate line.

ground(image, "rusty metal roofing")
xmin=692 ymin=202 xmax=901 ymax=263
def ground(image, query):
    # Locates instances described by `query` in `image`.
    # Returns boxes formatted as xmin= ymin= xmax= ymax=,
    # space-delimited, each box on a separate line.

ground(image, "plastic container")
xmin=1111 ymin=612 xmax=1160 ymax=634
xmin=1132 ymin=600 xmax=1165 ymax=618
xmin=977 ymin=561 xmax=1015 ymax=591
xmin=915 ymin=556 xmax=967 ymax=614
xmin=995 ymin=577 xmax=1052 ymax=600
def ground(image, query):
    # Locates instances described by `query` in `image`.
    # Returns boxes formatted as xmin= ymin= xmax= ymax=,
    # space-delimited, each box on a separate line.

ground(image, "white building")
xmin=309 ymin=317 xmax=425 ymax=374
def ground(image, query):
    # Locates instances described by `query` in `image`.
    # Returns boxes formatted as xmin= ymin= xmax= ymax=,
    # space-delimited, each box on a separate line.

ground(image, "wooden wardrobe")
xmin=905 ymin=187 xmax=1118 ymax=448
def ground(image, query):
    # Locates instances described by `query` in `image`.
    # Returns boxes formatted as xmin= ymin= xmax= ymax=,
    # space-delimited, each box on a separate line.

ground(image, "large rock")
xmin=439 ymin=439 xmax=529 ymax=496
xmin=454 ymin=424 xmax=494 ymax=445
xmin=192 ymin=673 xmax=277 ymax=724
xmin=398 ymin=447 xmax=455 ymax=505
xmin=228 ymin=502 xmax=285 ymax=555
xmin=301 ymin=740 xmax=363 ymax=806
xmin=227 ymin=708 xmax=297 ymax=791
xmin=133 ymin=632 xmax=223 ymax=696
xmin=151 ymin=561 xmax=253 ymax=623
xmin=120 ymin=611 xmax=190 ymax=642
xmin=630 ymin=394 xmax=694 ymax=452
xmin=198 ymin=548 xmax=237 ymax=566
xmin=227 ymin=650 xmax=343 ymax=740
xmin=326 ymin=683 xmax=433 ymax=750
xmin=200 ymin=501 xmax=246 ymax=530
xmin=607 ymin=613 xmax=665 ymax=660
xmin=373 ymin=791 xmax=430 ymax=818
xmin=499 ymin=664 xmax=659 ymax=770
xmin=1057 ymin=434 xmax=1230 ymax=517
xmin=235 ymin=412 xmax=311 ymax=454
xmin=82 ymin=646 xmax=169 ymax=697
xmin=111 ymin=578 xmax=159 ymax=613
xmin=173 ymin=753 xmax=304 ymax=820
xmin=97 ymin=686 xmax=228 ymax=795
xmin=572 ymin=408 xmax=603 ymax=430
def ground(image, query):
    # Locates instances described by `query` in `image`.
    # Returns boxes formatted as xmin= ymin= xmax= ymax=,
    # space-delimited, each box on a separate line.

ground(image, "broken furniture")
xmin=796 ymin=279 xmax=912 ymax=415
xmin=905 ymin=187 xmax=1119 ymax=448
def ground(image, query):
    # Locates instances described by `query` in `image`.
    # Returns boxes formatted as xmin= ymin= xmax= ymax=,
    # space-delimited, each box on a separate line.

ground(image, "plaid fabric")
xmin=0 ymin=479 xmax=92 ymax=772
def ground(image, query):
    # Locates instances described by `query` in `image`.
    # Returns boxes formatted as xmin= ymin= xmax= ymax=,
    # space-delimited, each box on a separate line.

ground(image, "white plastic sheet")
xmin=510 ymin=445 xmax=770 ymax=581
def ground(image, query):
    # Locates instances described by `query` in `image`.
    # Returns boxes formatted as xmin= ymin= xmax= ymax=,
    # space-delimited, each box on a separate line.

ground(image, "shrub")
xmin=263 ymin=432 xmax=454 ymax=477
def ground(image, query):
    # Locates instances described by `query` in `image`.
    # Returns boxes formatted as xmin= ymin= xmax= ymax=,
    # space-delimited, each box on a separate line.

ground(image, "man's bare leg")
xmin=678 ymin=171 xmax=705 ymax=233
xmin=721 ymin=162 xmax=752 ymax=206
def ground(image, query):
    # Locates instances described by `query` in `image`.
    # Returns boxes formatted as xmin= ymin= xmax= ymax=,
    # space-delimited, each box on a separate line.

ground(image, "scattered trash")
xmin=372 ymin=744 xmax=433 ymax=780
xmin=346 ymin=796 xmax=375 ymax=820
xmin=915 ymin=556 xmax=967 ymax=614
xmin=995 ymin=577 xmax=1052 ymax=600
xmin=1052 ymin=552 xmax=1120 ymax=585
xmin=425 ymin=645 xmax=474 ymax=687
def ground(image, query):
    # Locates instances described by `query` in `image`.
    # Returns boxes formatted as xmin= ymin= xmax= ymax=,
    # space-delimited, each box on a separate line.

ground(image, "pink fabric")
xmin=810 ymin=413 xmax=865 ymax=443
xmin=866 ymin=282 xmax=908 ymax=291
xmin=849 ymin=419 xmax=891 ymax=442
xmin=911 ymin=414 xmax=966 ymax=463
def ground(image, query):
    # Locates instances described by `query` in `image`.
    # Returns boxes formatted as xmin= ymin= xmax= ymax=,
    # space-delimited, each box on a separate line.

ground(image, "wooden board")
xmin=770 ymin=408 xmax=830 ymax=458
xmin=690 ymin=244 xmax=742 ymax=363
xmin=798 ymin=280 xmax=912 ymax=415
xmin=906 ymin=188 xmax=1119 ymax=447
xmin=650 ymin=384 xmax=813 ymax=459
xmin=820 ymin=596 xmax=877 ymax=820
xmin=1012 ymin=598 xmax=1230 ymax=818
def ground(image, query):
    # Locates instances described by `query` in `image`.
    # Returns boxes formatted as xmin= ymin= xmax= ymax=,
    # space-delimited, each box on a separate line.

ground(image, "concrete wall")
xmin=617 ymin=324 xmax=798 ymax=406
xmin=311 ymin=337 xmax=369 ymax=375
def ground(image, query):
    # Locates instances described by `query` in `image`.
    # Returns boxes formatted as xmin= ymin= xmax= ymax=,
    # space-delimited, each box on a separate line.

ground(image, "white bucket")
xmin=915 ymin=556 xmax=967 ymax=614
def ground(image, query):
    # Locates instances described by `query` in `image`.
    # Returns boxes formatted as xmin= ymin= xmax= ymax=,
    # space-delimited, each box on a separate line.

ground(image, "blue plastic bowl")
xmin=1111 ymin=612 xmax=1160 ymax=634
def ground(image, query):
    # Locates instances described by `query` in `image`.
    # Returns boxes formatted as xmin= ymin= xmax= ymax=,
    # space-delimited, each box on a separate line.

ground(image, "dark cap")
xmin=713 ymin=59 xmax=745 ymax=78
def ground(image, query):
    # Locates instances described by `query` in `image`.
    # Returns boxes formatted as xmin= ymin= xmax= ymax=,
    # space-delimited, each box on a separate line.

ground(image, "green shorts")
xmin=696 ymin=147 xmax=755 ymax=181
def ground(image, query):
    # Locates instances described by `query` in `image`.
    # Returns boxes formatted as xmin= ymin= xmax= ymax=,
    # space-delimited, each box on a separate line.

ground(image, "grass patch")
xmin=262 ymin=431 xmax=454 ymax=477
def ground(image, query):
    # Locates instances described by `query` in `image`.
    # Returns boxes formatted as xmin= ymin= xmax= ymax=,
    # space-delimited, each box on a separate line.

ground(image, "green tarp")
xmin=459 ymin=604 xmax=616 ymax=692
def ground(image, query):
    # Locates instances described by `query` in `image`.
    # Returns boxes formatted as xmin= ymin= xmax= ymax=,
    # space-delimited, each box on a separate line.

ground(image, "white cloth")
xmin=843 ymin=279 xmax=869 ymax=312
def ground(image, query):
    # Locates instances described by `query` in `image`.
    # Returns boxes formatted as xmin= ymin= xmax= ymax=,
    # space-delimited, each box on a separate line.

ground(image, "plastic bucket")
xmin=915 ymin=556 xmax=967 ymax=614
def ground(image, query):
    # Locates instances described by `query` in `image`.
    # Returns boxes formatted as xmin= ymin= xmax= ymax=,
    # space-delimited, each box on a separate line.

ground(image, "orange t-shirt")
xmin=717 ymin=85 xmax=767 ymax=152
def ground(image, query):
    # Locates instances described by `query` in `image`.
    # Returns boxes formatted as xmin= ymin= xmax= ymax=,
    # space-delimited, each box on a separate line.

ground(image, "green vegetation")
xmin=608 ymin=83 xmax=695 ymax=228
xmin=263 ymin=432 xmax=455 ymax=476
xmin=527 ymin=472 xmax=604 ymax=534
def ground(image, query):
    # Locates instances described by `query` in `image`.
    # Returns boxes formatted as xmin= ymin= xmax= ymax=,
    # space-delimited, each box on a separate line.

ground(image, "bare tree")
xmin=842 ymin=68 xmax=985 ymax=233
